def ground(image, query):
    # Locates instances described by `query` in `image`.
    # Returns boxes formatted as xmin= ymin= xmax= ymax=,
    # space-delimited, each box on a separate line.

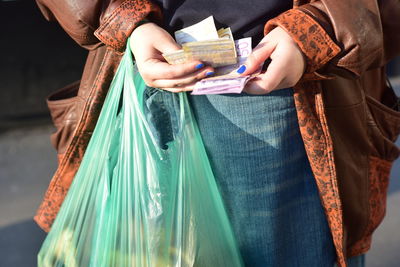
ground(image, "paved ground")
xmin=0 ymin=125 xmax=56 ymax=267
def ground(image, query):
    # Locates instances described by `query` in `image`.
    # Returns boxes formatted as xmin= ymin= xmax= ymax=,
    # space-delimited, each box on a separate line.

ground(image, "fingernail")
xmin=237 ymin=65 xmax=246 ymax=74
xmin=206 ymin=71 xmax=215 ymax=76
xmin=195 ymin=63 xmax=204 ymax=69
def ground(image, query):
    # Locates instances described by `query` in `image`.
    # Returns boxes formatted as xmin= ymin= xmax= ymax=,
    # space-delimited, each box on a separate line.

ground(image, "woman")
xmin=35 ymin=0 xmax=400 ymax=266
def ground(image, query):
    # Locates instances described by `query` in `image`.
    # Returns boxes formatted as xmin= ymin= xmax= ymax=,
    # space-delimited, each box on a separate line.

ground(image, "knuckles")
xmin=141 ymin=76 xmax=155 ymax=87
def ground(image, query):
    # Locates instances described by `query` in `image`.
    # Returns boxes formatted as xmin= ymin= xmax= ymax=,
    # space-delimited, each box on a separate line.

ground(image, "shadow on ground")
xmin=0 ymin=220 xmax=46 ymax=267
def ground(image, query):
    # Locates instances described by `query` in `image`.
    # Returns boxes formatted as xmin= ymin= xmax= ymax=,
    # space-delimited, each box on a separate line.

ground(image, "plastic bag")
xmin=38 ymin=40 xmax=244 ymax=267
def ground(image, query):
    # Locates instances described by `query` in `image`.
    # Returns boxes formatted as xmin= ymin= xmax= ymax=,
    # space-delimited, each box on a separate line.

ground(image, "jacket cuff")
xmin=94 ymin=0 xmax=162 ymax=52
xmin=264 ymin=8 xmax=341 ymax=80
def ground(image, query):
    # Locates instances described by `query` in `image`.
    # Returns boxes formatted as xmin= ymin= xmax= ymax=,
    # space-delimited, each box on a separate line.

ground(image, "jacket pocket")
xmin=355 ymin=85 xmax=400 ymax=253
xmin=47 ymin=81 xmax=80 ymax=157
xmin=366 ymin=84 xmax=400 ymax=161
xmin=349 ymin=85 xmax=400 ymax=255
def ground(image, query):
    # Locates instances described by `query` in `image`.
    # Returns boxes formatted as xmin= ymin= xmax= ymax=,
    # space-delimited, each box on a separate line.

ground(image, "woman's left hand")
xmin=238 ymin=26 xmax=306 ymax=94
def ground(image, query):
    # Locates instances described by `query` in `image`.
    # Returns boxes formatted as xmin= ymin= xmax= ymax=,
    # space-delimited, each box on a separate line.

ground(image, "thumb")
xmin=154 ymin=34 xmax=182 ymax=54
xmin=238 ymin=40 xmax=276 ymax=76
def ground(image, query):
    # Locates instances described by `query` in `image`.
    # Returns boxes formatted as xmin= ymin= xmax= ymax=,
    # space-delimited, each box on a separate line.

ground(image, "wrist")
xmin=136 ymin=19 xmax=152 ymax=29
xmin=131 ymin=20 xmax=155 ymax=42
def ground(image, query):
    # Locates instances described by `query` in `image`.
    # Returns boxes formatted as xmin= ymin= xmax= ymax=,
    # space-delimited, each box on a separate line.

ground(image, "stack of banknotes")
xmin=163 ymin=16 xmax=258 ymax=95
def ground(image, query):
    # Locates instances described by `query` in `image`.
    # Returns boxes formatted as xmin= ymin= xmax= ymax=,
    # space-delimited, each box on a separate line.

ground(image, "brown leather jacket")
xmin=35 ymin=0 xmax=400 ymax=266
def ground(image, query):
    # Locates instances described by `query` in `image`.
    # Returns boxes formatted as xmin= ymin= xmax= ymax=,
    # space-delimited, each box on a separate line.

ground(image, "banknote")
xmin=192 ymin=76 xmax=253 ymax=95
xmin=183 ymin=39 xmax=237 ymax=67
xmin=174 ymin=16 xmax=219 ymax=45
xmin=163 ymin=39 xmax=236 ymax=67
xmin=162 ymin=16 xmax=258 ymax=94
xmin=217 ymin=27 xmax=234 ymax=40
xmin=213 ymin=37 xmax=252 ymax=76
xmin=192 ymin=38 xmax=258 ymax=95
xmin=162 ymin=50 xmax=186 ymax=65
xmin=163 ymin=39 xmax=237 ymax=67
xmin=162 ymin=50 xmax=184 ymax=65
xmin=163 ymin=17 xmax=237 ymax=67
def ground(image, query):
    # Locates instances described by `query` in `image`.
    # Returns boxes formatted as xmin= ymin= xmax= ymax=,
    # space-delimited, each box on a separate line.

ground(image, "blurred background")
xmin=0 ymin=0 xmax=399 ymax=266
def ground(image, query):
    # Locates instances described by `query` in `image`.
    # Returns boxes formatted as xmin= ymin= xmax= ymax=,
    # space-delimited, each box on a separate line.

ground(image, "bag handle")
xmin=123 ymin=38 xmax=188 ymax=158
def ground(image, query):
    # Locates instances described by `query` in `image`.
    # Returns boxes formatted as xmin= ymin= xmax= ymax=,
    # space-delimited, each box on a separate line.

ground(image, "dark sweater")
xmin=153 ymin=0 xmax=292 ymax=46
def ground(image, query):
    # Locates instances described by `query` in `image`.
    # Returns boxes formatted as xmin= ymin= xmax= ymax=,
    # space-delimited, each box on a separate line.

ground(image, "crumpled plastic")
xmin=38 ymin=40 xmax=243 ymax=267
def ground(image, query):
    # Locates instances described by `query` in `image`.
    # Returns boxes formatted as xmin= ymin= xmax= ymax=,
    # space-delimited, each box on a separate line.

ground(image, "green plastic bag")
xmin=38 ymin=41 xmax=244 ymax=267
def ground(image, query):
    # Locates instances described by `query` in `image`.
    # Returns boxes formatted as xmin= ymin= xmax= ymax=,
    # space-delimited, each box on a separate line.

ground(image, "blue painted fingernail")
xmin=206 ymin=71 xmax=215 ymax=76
xmin=237 ymin=65 xmax=246 ymax=74
xmin=195 ymin=63 xmax=204 ymax=69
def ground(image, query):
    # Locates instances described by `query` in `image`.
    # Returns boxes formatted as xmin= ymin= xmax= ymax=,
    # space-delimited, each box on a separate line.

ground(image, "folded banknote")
xmin=163 ymin=16 xmax=260 ymax=95
xmin=192 ymin=37 xmax=260 ymax=95
xmin=163 ymin=16 xmax=237 ymax=67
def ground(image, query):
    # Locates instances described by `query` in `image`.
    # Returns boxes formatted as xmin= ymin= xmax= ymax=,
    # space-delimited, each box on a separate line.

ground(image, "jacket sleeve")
xmin=264 ymin=0 xmax=400 ymax=80
xmin=36 ymin=0 xmax=162 ymax=51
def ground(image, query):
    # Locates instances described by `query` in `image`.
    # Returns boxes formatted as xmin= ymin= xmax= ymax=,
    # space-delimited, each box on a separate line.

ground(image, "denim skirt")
xmin=143 ymin=85 xmax=365 ymax=266
xmin=188 ymin=89 xmax=365 ymax=267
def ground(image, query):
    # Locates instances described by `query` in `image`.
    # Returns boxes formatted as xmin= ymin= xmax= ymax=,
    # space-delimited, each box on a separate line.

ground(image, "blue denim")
xmin=188 ymin=89 xmax=366 ymax=267
xmin=142 ymin=86 xmax=365 ymax=266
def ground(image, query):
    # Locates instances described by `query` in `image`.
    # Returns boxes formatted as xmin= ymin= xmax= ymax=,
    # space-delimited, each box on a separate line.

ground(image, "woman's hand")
xmin=238 ymin=26 xmax=306 ymax=94
xmin=130 ymin=23 xmax=214 ymax=93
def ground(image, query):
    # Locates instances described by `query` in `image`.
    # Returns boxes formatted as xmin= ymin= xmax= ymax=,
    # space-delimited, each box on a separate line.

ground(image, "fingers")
xmin=130 ymin=23 xmax=184 ymax=67
xmin=238 ymin=40 xmax=276 ymax=76
xmin=153 ymin=34 xmax=182 ymax=54
xmin=242 ymin=27 xmax=306 ymax=95
xmin=244 ymin=77 xmax=282 ymax=95
xmin=130 ymin=22 xmax=216 ymax=92
xmin=163 ymin=83 xmax=196 ymax=93
xmin=150 ymin=67 xmax=214 ymax=88
xmin=140 ymin=59 xmax=212 ymax=80
xmin=242 ymin=77 xmax=269 ymax=95
xmin=243 ymin=56 xmax=287 ymax=94
xmin=131 ymin=22 xmax=182 ymax=54
xmin=137 ymin=56 xmax=214 ymax=92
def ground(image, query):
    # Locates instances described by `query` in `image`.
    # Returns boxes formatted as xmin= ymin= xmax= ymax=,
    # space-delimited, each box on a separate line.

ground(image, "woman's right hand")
xmin=130 ymin=22 xmax=214 ymax=93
